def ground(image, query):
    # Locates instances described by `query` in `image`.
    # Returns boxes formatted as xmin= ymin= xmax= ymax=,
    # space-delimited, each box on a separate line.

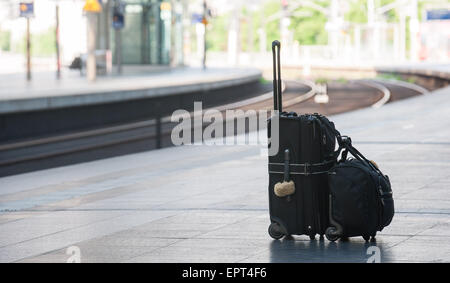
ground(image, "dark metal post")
xmin=115 ymin=28 xmax=122 ymax=74
xmin=202 ymin=0 xmax=207 ymax=69
xmin=56 ymin=4 xmax=61 ymax=79
xmin=156 ymin=116 xmax=162 ymax=149
xmin=26 ymin=17 xmax=31 ymax=81
xmin=113 ymin=0 xmax=123 ymax=74
xmin=155 ymin=100 xmax=162 ymax=148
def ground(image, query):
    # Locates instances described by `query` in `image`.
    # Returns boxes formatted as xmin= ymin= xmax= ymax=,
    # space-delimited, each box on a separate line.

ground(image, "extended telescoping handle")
xmin=272 ymin=40 xmax=282 ymax=112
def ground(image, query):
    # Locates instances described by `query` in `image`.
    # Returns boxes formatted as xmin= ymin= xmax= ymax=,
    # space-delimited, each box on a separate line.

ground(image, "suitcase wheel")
xmin=325 ymin=227 xmax=339 ymax=242
xmin=363 ymin=235 xmax=370 ymax=242
xmin=309 ymin=234 xmax=315 ymax=240
xmin=268 ymin=223 xmax=284 ymax=240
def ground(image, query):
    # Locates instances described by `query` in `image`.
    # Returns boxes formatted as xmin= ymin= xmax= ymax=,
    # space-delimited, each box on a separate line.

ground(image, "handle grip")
xmin=272 ymin=40 xmax=282 ymax=112
xmin=283 ymin=149 xmax=290 ymax=181
xmin=272 ymin=40 xmax=280 ymax=50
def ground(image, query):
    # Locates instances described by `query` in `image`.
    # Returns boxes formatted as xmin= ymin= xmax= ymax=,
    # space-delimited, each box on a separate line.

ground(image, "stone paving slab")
xmin=0 ymin=85 xmax=450 ymax=262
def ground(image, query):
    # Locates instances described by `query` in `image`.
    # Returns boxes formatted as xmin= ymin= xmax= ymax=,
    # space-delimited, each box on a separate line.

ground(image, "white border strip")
xmin=357 ymin=80 xmax=391 ymax=109
xmin=372 ymin=78 xmax=429 ymax=95
xmin=169 ymin=79 xmax=316 ymax=121
xmin=214 ymin=81 xmax=287 ymax=112
xmin=281 ymin=79 xmax=316 ymax=108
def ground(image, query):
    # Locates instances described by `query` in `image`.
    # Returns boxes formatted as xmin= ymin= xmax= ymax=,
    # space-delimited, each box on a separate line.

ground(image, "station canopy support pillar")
xmin=84 ymin=0 xmax=102 ymax=82
xmin=86 ymin=12 xmax=98 ymax=82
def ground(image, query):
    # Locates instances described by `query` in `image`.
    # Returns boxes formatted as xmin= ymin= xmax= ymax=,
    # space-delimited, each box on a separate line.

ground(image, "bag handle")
xmin=272 ymin=40 xmax=282 ymax=112
xmin=341 ymin=139 xmax=393 ymax=202
xmin=340 ymin=137 xmax=389 ymax=180
xmin=317 ymin=116 xmax=385 ymax=176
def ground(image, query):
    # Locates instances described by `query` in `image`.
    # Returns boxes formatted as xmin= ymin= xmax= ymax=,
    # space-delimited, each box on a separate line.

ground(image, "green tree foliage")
xmin=239 ymin=6 xmax=253 ymax=52
xmin=207 ymin=1 xmax=281 ymax=52
xmin=262 ymin=1 xmax=281 ymax=51
xmin=207 ymin=13 xmax=228 ymax=52
xmin=345 ymin=0 xmax=368 ymax=23
xmin=205 ymin=0 xmax=430 ymax=51
xmin=345 ymin=0 xmax=399 ymax=23
xmin=0 ymin=29 xmax=11 ymax=51
xmin=289 ymin=5 xmax=329 ymax=45
xmin=379 ymin=0 xmax=401 ymax=22
xmin=12 ymin=27 xmax=56 ymax=56
xmin=32 ymin=27 xmax=56 ymax=56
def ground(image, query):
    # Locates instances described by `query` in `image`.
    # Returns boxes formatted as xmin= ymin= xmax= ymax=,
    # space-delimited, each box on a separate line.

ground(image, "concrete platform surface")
xmin=0 ymin=85 xmax=449 ymax=263
xmin=377 ymin=63 xmax=450 ymax=80
xmin=0 ymin=67 xmax=261 ymax=114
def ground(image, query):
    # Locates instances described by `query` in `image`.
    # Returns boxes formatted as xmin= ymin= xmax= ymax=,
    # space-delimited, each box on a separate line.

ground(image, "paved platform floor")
xmin=0 ymin=85 xmax=449 ymax=262
xmin=377 ymin=63 xmax=450 ymax=80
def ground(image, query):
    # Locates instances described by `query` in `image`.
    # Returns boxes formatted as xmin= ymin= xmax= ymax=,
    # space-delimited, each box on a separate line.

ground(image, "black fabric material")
xmin=268 ymin=113 xmax=338 ymax=236
xmin=316 ymin=115 xmax=395 ymax=237
xmin=268 ymin=110 xmax=394 ymax=238
xmin=328 ymin=156 xmax=395 ymax=237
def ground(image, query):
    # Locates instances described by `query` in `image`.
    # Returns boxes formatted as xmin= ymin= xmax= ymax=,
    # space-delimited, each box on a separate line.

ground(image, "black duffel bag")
xmin=324 ymin=136 xmax=394 ymax=242
xmin=315 ymin=116 xmax=395 ymax=242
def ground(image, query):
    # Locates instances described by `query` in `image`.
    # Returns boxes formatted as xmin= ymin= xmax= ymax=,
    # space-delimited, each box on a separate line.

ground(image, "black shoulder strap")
xmin=317 ymin=116 xmax=385 ymax=176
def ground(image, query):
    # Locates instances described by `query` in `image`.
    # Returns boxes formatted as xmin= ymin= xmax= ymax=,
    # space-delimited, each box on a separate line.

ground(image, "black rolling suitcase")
xmin=267 ymin=40 xmax=338 ymax=240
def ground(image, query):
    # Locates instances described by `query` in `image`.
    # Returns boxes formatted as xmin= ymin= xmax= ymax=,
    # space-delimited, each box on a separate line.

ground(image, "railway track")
xmin=0 ymin=79 xmax=425 ymax=177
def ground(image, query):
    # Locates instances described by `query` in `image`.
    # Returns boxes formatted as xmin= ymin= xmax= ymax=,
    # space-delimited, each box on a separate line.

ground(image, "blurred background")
xmin=0 ymin=0 xmax=450 ymax=176
xmin=0 ymin=0 xmax=449 ymax=76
